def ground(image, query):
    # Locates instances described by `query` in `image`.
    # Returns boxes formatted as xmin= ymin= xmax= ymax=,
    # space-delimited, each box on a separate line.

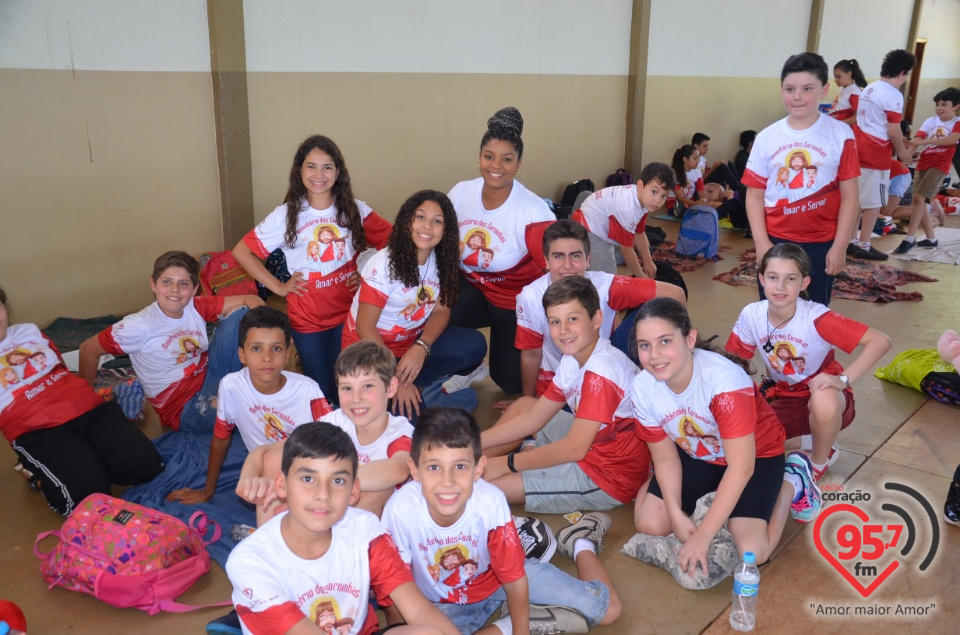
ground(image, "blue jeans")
xmin=434 ymin=558 xmax=609 ymax=633
xmin=414 ymin=326 xmax=487 ymax=388
xmin=179 ymin=307 xmax=247 ymax=433
xmin=291 ymin=323 xmax=344 ymax=406
xmin=759 ymin=237 xmax=834 ymax=307
xmin=610 ymin=306 xmax=643 ymax=367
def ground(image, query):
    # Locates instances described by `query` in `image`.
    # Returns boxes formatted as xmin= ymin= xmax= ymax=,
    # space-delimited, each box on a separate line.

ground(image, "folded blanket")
xmin=121 ymin=430 xmax=255 ymax=569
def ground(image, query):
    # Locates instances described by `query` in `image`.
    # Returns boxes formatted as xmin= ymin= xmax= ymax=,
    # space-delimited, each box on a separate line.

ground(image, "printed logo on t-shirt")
xmin=460 ymin=227 xmax=498 ymax=270
xmin=772 ymin=148 xmax=823 ymax=205
xmin=426 ymin=542 xmax=481 ymax=605
xmin=308 ymin=597 xmax=356 ymax=635
xmin=767 ymin=340 xmax=807 ymax=376
xmin=676 ymin=416 xmax=723 ymax=460
xmin=175 ymin=336 xmax=202 ymax=365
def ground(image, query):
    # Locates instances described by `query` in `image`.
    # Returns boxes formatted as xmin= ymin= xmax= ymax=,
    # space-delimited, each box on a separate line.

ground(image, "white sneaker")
xmin=501 ymin=604 xmax=589 ymax=635
xmin=440 ymin=363 xmax=489 ymax=394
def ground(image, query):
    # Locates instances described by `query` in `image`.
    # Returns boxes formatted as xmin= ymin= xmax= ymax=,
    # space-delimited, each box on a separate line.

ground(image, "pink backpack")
xmin=34 ymin=494 xmax=230 ymax=615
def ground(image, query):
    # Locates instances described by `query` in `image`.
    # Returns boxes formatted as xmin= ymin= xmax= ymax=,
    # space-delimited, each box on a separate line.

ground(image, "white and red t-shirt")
xmin=449 ymin=178 xmax=554 ymax=310
xmin=320 ymin=409 xmax=413 ymax=465
xmin=667 ymin=168 xmax=703 ymax=210
xmin=98 ymin=296 xmax=225 ymax=429
xmin=631 ymin=350 xmax=785 ymax=465
xmin=725 ymin=299 xmax=869 ymax=397
xmin=382 ymin=479 xmax=526 ymax=605
xmin=226 ymin=507 xmax=411 ymax=635
xmin=0 ymin=324 xmax=104 ymax=442
xmin=572 ymin=185 xmax=650 ymax=247
xmin=541 ymin=339 xmax=650 ymax=502
xmin=936 ymin=194 xmax=959 ymax=214
xmin=829 ymin=84 xmax=862 ymax=122
xmin=341 ymin=248 xmax=441 ymax=357
xmin=242 ymin=199 xmax=392 ymax=333
xmin=213 ymin=369 xmax=331 ymax=450
xmin=853 ymin=81 xmax=904 ymax=170
xmin=914 ymin=115 xmax=960 ymax=173
xmin=742 ymin=114 xmax=860 ymax=242
xmin=515 ymin=271 xmax=656 ymax=396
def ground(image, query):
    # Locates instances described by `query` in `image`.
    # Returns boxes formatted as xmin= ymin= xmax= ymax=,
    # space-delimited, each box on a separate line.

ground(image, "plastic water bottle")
xmin=730 ymin=551 xmax=760 ymax=632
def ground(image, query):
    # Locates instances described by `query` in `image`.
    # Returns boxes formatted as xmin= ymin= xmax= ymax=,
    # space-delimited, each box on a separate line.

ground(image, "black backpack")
xmin=554 ymin=179 xmax=595 ymax=219
xmin=654 ymin=261 xmax=688 ymax=299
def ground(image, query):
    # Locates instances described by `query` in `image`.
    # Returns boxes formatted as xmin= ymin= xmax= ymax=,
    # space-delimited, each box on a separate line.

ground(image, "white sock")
xmin=799 ymin=434 xmax=813 ymax=452
xmin=494 ymin=616 xmax=514 ymax=635
xmin=903 ymin=235 xmax=916 ymax=244
xmin=573 ymin=537 xmax=597 ymax=559
xmin=810 ymin=459 xmax=827 ymax=473
xmin=857 ymin=240 xmax=872 ymax=249
xmin=785 ymin=473 xmax=803 ymax=501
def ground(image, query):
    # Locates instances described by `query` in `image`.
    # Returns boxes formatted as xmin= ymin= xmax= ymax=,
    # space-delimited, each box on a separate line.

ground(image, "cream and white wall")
xmin=0 ymin=0 xmax=222 ymax=324
xmin=913 ymin=0 xmax=960 ymax=123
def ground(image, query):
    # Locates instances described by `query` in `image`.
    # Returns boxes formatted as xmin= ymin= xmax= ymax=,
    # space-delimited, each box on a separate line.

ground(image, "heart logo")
xmin=813 ymin=503 xmax=900 ymax=598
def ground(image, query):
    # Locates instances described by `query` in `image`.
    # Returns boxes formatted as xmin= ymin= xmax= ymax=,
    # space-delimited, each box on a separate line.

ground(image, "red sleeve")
xmin=97 ymin=327 xmax=125 ymax=356
xmin=635 ymin=421 xmax=668 ymax=443
xmin=849 ymin=94 xmax=859 ymax=111
xmin=194 ymin=296 xmax=226 ymax=322
xmin=885 ymin=111 xmax=902 ymax=124
xmin=515 ymin=324 xmax=544 ymax=350
xmin=838 ymin=137 xmax=861 ymax=181
xmin=607 ymin=217 xmax=635 ymax=247
xmin=813 ymin=312 xmax=869 ymax=354
xmin=525 ymin=221 xmax=553 ymax=270
xmin=242 ymin=229 xmax=272 ymax=260
xmin=386 ymin=436 xmax=412 ymax=458
xmin=487 ymin=521 xmax=526 ymax=585
xmin=41 ymin=334 xmax=68 ymax=366
xmin=724 ymin=332 xmax=756 ymax=360
xmin=358 ymin=282 xmax=388 ymax=308
xmin=695 ymin=177 xmax=705 ymax=191
xmin=636 ymin=213 xmax=648 ymax=233
xmin=213 ymin=416 xmax=233 ymax=440
xmin=607 ymin=277 xmax=655 ymax=310
xmin=915 ymin=130 xmax=928 ymax=140
xmin=542 ymin=378 xmax=566 ymax=403
xmin=236 ymin=603 xmax=304 ymax=635
xmin=310 ymin=397 xmax=333 ymax=420
xmin=711 ymin=388 xmax=758 ymax=440
xmin=574 ymin=372 xmax=622 ymax=426
xmin=363 ymin=213 xmax=393 ymax=249
xmin=674 ymin=184 xmax=682 ymax=194
xmin=741 ymin=167 xmax=766 ymax=189
xmin=369 ymin=533 xmax=414 ymax=605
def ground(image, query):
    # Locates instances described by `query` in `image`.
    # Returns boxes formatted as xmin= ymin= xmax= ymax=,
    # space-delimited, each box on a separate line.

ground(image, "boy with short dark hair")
xmin=240 ymin=341 xmax=414 ymax=518
xmin=743 ymin=52 xmax=861 ymax=306
xmin=851 ymin=48 xmax=917 ymax=259
xmin=572 ymin=162 xmax=675 ymax=278
xmin=515 ymin=219 xmax=684 ymax=399
xmin=382 ymin=408 xmax=621 ymax=635
xmin=484 ymin=275 xmax=650 ymax=516
xmin=894 ymin=86 xmax=960 ymax=254
xmin=225 ymin=421 xmax=458 ymax=635
xmin=165 ymin=306 xmax=331 ymax=506
xmin=78 ymin=250 xmax=264 ymax=431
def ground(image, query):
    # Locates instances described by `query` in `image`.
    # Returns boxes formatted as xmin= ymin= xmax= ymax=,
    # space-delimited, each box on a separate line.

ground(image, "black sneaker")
xmin=846 ymin=242 xmax=873 ymax=259
xmin=916 ymin=238 xmax=939 ymax=248
xmin=893 ymin=239 xmax=916 ymax=254
xmin=945 ymin=481 xmax=960 ymax=527
xmin=207 ymin=609 xmax=242 ymax=635
xmin=513 ymin=516 xmax=557 ymax=562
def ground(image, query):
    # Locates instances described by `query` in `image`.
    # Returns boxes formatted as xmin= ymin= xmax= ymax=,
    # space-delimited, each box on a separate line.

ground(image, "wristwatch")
xmin=507 ymin=452 xmax=518 ymax=473
xmin=838 ymin=374 xmax=850 ymax=389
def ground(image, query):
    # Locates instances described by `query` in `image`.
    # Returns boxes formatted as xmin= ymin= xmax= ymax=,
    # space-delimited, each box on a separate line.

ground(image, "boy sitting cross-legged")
xmin=237 ymin=341 xmax=414 ymax=520
xmin=165 ymin=306 xmax=332 ymax=507
xmin=78 ymin=250 xmax=264 ymax=431
xmin=225 ymin=422 xmax=459 ymax=635
xmin=382 ymin=408 xmax=621 ymax=635
xmin=482 ymin=275 xmax=651 ymax=516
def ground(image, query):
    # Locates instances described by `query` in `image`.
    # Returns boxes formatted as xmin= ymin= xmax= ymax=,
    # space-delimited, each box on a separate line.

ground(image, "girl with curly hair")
xmin=342 ymin=190 xmax=487 ymax=419
xmin=233 ymin=135 xmax=392 ymax=401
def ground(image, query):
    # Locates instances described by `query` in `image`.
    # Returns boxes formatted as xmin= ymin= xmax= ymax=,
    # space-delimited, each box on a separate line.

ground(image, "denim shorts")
xmin=522 ymin=411 xmax=621 ymax=513
xmin=889 ymin=173 xmax=911 ymax=198
xmin=434 ymin=558 xmax=610 ymax=633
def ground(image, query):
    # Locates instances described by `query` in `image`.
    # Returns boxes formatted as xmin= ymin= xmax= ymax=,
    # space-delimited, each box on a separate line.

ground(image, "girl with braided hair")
xmin=447 ymin=107 xmax=555 ymax=395
xmin=342 ymin=190 xmax=487 ymax=419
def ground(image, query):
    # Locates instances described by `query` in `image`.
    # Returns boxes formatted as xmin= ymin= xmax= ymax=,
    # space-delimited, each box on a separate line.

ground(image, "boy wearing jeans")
xmin=382 ymin=408 xmax=621 ymax=635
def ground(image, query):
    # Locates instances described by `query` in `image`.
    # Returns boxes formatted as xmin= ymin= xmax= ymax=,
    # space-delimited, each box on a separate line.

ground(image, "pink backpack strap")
xmin=154 ymin=598 xmax=234 ymax=614
xmin=34 ymin=530 xmax=62 ymax=558
xmin=188 ymin=511 xmax=222 ymax=546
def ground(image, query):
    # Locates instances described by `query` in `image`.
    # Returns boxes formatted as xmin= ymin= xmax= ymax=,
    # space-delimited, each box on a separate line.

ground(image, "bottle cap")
xmin=743 ymin=551 xmax=756 ymax=564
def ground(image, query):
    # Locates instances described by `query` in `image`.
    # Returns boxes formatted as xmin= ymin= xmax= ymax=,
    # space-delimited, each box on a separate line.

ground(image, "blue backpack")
xmin=674 ymin=205 xmax=719 ymax=259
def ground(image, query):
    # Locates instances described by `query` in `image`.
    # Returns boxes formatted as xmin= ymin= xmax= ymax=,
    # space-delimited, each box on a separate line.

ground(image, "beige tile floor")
xmin=2 ymin=218 xmax=959 ymax=634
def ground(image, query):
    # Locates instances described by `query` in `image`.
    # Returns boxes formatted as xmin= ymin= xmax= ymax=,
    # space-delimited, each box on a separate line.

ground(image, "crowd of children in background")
xmin=1 ymin=45 xmax=958 ymax=635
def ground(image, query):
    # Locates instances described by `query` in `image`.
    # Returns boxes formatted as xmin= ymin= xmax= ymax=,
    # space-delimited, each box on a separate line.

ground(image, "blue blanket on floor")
xmin=121 ymin=430 xmax=254 ymax=569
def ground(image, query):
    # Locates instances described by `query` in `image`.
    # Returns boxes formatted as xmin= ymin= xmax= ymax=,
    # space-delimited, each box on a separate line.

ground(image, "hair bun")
xmin=487 ymin=107 xmax=523 ymax=136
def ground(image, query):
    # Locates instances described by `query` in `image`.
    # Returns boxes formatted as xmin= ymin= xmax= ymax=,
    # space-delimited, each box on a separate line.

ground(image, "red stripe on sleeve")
xmin=363 ymin=213 xmax=394 ymax=250
xmin=525 ymin=221 xmax=552 ymax=271
xmin=213 ymin=417 xmax=233 ymax=440
xmin=813 ymin=312 xmax=869 ymax=354
xmin=358 ymin=282 xmax=389 ymax=308
xmin=487 ymin=522 xmax=526 ymax=584
xmin=838 ymin=137 xmax=861 ymax=181
xmin=369 ymin=533 xmax=414 ymax=605
xmin=310 ymin=397 xmax=333 ymax=420
xmin=607 ymin=216 xmax=634 ymax=247
xmin=386 ymin=436 xmax=412 ymax=458
xmin=242 ymin=230 xmax=271 ymax=259
xmin=236 ymin=602 xmax=305 ymax=635
xmin=607 ymin=277 xmax=655 ymax=310
xmin=574 ymin=372 xmax=623 ymax=425
xmin=515 ymin=324 xmax=544 ymax=350
xmin=741 ymin=167 xmax=767 ymax=189
xmin=724 ymin=332 xmax=755 ymax=359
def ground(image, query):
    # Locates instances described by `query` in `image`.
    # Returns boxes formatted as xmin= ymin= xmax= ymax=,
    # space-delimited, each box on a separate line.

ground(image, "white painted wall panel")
xmin=917 ymin=0 xmax=960 ymax=78
xmin=819 ymin=0 xmax=913 ymax=77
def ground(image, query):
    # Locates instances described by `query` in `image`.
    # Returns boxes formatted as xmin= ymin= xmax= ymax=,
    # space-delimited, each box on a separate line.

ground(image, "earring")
xmin=517 ymin=170 xmax=520 ymax=176
xmin=477 ymin=163 xmax=480 ymax=169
